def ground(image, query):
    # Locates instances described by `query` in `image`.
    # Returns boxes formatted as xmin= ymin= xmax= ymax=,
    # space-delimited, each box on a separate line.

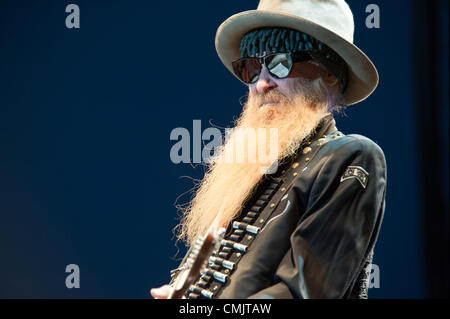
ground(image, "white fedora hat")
xmin=215 ymin=0 xmax=379 ymax=106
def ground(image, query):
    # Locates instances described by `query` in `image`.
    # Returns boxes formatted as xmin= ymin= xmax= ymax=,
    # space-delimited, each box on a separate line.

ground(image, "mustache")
xmin=250 ymin=90 xmax=291 ymax=107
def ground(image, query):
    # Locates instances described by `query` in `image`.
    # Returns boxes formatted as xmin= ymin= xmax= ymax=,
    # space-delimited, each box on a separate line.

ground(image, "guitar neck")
xmin=168 ymin=228 xmax=224 ymax=299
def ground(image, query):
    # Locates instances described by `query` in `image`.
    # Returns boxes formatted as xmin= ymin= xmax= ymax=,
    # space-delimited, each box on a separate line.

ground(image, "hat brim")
xmin=215 ymin=10 xmax=379 ymax=106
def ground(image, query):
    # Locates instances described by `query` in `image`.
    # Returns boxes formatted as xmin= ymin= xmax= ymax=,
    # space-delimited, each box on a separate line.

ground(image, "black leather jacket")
xmin=178 ymin=114 xmax=387 ymax=299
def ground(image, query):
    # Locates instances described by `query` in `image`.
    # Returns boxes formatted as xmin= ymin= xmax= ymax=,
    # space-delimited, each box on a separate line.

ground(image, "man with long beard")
xmin=151 ymin=0 xmax=386 ymax=299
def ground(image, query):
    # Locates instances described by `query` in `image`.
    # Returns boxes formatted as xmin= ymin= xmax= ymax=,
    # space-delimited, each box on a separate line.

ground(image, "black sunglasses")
xmin=232 ymin=52 xmax=312 ymax=84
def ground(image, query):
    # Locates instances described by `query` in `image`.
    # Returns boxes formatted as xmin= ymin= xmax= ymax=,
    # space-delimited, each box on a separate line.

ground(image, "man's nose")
xmin=255 ymin=66 xmax=277 ymax=94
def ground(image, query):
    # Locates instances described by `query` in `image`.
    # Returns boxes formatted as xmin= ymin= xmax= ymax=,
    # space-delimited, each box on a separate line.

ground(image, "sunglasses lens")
xmin=232 ymin=58 xmax=261 ymax=83
xmin=266 ymin=53 xmax=293 ymax=78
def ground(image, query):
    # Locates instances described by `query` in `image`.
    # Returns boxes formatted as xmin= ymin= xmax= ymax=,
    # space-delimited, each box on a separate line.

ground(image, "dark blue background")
xmin=0 ymin=0 xmax=447 ymax=298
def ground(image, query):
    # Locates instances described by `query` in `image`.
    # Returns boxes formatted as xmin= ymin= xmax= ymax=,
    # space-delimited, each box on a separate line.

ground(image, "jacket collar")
xmin=275 ymin=113 xmax=338 ymax=171
xmin=306 ymin=113 xmax=338 ymax=144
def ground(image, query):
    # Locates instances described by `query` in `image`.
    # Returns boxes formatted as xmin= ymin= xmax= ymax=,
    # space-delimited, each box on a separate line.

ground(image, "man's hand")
xmin=150 ymin=284 xmax=173 ymax=299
